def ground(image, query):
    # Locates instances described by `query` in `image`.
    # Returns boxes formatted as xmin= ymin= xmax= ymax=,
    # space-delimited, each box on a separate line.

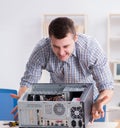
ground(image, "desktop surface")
xmin=0 ymin=121 xmax=118 ymax=128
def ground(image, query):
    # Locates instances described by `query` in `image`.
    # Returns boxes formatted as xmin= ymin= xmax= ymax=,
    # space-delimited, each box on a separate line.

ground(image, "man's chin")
xmin=59 ymin=57 xmax=69 ymax=62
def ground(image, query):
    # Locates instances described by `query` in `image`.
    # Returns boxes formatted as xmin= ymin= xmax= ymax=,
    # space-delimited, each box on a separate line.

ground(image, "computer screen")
xmin=113 ymin=62 xmax=120 ymax=80
xmin=117 ymin=64 xmax=120 ymax=75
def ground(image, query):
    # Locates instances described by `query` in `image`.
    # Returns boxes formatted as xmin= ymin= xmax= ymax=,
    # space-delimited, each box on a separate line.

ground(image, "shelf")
xmin=114 ymin=81 xmax=120 ymax=86
xmin=107 ymin=106 xmax=120 ymax=110
xmin=107 ymin=14 xmax=120 ymax=84
xmin=43 ymin=14 xmax=88 ymax=37
xmin=110 ymin=36 xmax=120 ymax=40
xmin=109 ymin=59 xmax=120 ymax=63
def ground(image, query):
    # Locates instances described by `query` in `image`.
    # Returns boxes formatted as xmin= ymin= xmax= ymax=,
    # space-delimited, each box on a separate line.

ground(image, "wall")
xmin=0 ymin=0 xmax=120 ymax=90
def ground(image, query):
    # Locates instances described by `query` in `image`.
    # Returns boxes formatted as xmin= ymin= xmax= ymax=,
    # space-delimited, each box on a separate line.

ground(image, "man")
xmin=11 ymin=17 xmax=114 ymax=122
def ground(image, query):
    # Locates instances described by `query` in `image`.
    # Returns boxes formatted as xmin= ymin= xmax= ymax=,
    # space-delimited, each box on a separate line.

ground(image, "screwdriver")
xmin=3 ymin=121 xmax=19 ymax=127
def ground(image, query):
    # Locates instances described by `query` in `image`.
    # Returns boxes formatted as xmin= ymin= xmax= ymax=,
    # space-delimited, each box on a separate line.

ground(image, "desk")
xmin=0 ymin=121 xmax=118 ymax=128
xmin=87 ymin=122 xmax=118 ymax=128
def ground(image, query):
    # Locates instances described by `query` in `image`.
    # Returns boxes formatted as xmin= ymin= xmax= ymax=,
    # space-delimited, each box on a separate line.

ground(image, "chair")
xmin=0 ymin=88 xmax=17 ymax=121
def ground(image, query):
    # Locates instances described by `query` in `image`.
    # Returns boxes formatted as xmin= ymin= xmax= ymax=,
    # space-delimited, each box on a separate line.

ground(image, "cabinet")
xmin=107 ymin=13 xmax=120 ymax=83
xmin=107 ymin=14 xmax=120 ymax=122
xmin=107 ymin=13 xmax=120 ymax=62
xmin=43 ymin=14 xmax=88 ymax=37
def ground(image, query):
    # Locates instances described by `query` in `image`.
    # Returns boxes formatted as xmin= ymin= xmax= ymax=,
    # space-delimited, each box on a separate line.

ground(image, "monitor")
xmin=113 ymin=62 xmax=120 ymax=80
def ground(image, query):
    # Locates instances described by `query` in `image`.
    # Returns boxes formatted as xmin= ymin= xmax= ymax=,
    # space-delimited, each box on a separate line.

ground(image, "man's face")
xmin=50 ymin=33 xmax=77 ymax=61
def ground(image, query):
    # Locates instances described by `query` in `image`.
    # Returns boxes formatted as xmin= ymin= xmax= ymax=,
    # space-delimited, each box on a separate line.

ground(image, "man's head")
xmin=49 ymin=17 xmax=76 ymax=39
xmin=49 ymin=17 xmax=78 ymax=61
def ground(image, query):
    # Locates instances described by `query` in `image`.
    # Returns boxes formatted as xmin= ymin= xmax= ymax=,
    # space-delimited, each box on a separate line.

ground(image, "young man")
xmin=11 ymin=17 xmax=113 ymax=122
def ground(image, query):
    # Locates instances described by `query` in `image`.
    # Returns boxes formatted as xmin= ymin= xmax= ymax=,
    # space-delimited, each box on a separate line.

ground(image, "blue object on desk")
xmin=0 ymin=89 xmax=17 ymax=121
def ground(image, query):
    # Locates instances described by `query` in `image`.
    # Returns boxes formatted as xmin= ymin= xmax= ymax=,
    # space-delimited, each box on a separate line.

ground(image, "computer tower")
xmin=18 ymin=83 xmax=93 ymax=128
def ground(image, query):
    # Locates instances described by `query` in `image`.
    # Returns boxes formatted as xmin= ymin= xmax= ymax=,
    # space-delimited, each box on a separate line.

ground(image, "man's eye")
xmin=54 ymin=46 xmax=59 ymax=49
xmin=64 ymin=46 xmax=68 ymax=48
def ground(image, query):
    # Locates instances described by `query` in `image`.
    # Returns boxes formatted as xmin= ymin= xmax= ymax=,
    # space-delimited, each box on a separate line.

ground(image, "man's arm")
xmin=18 ymin=86 xmax=28 ymax=98
xmin=10 ymin=86 xmax=28 ymax=120
xmin=96 ymin=89 xmax=114 ymax=105
xmin=11 ymin=86 xmax=28 ymax=99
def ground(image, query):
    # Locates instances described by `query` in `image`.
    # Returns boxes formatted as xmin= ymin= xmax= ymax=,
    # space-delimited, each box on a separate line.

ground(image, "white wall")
xmin=0 ymin=0 xmax=120 ymax=90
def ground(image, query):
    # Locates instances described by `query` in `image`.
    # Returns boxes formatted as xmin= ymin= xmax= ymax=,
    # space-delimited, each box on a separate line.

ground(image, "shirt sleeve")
xmin=20 ymin=39 xmax=48 ymax=87
xmin=87 ymin=37 xmax=114 ymax=92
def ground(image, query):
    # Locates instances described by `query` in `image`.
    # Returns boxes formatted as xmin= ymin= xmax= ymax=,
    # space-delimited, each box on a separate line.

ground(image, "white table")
xmin=0 ymin=121 xmax=118 ymax=128
xmin=87 ymin=122 xmax=118 ymax=128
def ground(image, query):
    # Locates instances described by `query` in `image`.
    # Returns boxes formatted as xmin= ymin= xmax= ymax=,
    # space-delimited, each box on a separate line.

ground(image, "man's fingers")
xmin=10 ymin=93 xmax=19 ymax=120
xmin=100 ymin=96 xmax=108 ymax=104
xmin=10 ymin=93 xmax=20 ymax=99
xmin=92 ymin=111 xmax=100 ymax=118
xmin=91 ymin=111 xmax=104 ymax=122
xmin=11 ymin=105 xmax=18 ymax=120
xmin=14 ymin=112 xmax=18 ymax=120
xmin=100 ymin=111 xmax=104 ymax=118
xmin=11 ymin=105 xmax=18 ymax=114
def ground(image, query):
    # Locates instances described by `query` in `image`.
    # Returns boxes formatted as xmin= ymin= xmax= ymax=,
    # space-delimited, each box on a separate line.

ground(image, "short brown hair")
xmin=48 ymin=17 xmax=76 ymax=39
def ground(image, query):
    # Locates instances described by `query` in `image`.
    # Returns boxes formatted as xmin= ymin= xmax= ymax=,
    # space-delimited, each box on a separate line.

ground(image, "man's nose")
xmin=59 ymin=48 xmax=65 ymax=56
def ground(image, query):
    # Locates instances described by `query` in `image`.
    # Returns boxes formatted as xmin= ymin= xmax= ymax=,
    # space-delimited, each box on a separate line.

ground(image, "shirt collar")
xmin=72 ymin=44 xmax=77 ymax=57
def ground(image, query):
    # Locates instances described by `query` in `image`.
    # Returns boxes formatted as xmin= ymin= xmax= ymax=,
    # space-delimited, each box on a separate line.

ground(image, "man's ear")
xmin=74 ymin=35 xmax=78 ymax=42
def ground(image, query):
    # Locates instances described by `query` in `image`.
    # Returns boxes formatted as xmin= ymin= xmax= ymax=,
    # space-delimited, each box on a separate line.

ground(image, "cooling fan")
xmin=71 ymin=107 xmax=83 ymax=119
xmin=53 ymin=103 xmax=65 ymax=115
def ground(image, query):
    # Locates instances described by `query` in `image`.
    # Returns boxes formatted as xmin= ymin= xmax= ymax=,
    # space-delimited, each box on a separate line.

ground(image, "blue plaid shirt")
xmin=20 ymin=34 xmax=113 ymax=99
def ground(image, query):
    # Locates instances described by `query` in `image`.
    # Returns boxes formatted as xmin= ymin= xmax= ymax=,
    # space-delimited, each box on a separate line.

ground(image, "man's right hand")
xmin=10 ymin=86 xmax=28 ymax=120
